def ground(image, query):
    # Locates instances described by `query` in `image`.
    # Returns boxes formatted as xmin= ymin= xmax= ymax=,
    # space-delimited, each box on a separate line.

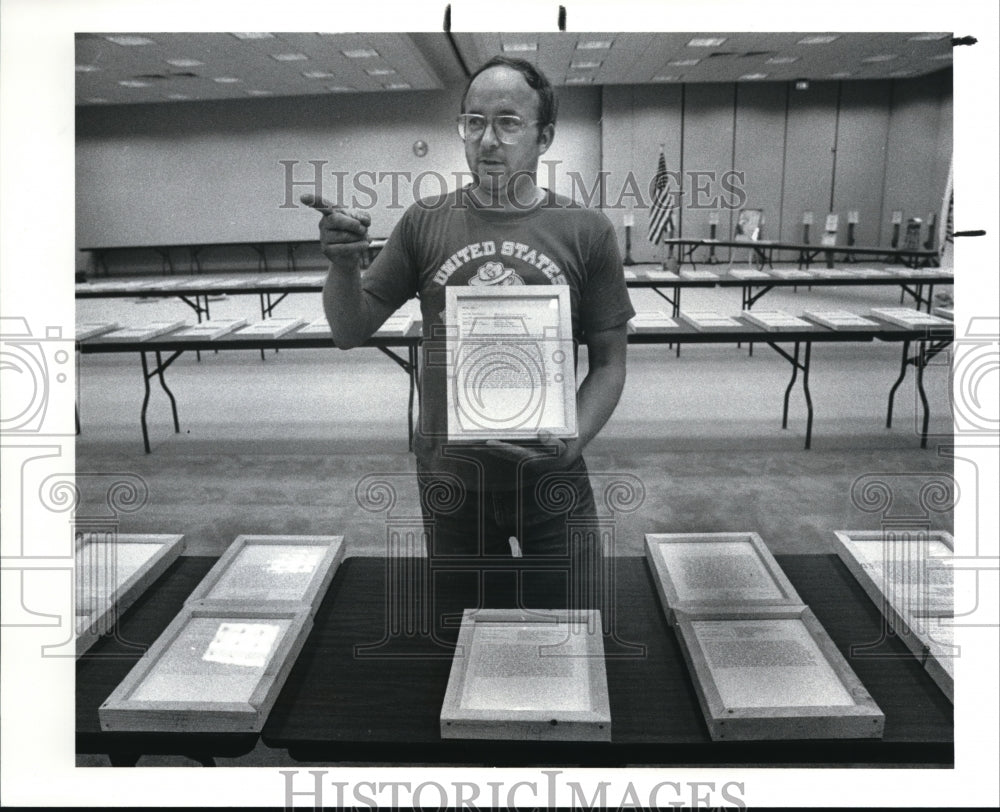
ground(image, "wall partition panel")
xmin=681 ymin=83 xmax=736 ymax=260
xmin=778 ymin=81 xmax=839 ymax=259
xmin=732 ymin=82 xmax=788 ymax=258
xmin=831 ymin=80 xmax=893 ymax=249
xmin=601 ymin=84 xmax=683 ymax=264
xmin=930 ymin=69 xmax=954 ymax=251
xmin=881 ymin=74 xmax=950 ymax=248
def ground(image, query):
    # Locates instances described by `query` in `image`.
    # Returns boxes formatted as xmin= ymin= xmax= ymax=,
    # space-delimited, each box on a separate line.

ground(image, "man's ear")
xmin=537 ymin=123 xmax=555 ymax=154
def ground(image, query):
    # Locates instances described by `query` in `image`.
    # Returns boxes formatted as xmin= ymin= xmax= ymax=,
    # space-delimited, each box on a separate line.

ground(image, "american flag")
xmin=647 ymin=149 xmax=676 ymax=245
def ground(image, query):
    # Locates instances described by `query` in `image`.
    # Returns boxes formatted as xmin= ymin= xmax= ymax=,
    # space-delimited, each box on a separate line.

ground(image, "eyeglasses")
xmin=457 ymin=113 xmax=538 ymax=145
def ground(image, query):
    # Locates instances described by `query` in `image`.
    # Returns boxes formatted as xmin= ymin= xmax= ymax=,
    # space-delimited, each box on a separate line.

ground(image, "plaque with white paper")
xmin=674 ymin=605 xmax=885 ymax=740
xmin=76 ymin=533 xmax=186 ymax=656
xmin=832 ymin=529 xmax=955 ymax=701
xmin=445 ymin=287 xmax=576 ymax=441
xmin=440 ymin=608 xmax=611 ymax=741
xmin=99 ymin=605 xmax=313 ymax=732
xmin=184 ymin=535 xmax=345 ymax=617
xmin=645 ymin=532 xmax=801 ymax=624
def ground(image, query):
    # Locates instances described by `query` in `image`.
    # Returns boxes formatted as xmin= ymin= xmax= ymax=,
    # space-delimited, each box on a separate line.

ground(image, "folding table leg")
xmin=781 ymin=342 xmax=800 ymax=429
xmin=886 ymin=340 xmax=911 ymax=430
xmin=916 ymin=341 xmax=930 ymax=448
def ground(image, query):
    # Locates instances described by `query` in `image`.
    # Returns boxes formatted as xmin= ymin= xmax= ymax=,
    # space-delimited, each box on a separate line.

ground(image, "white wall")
xmin=75 ymin=87 xmax=602 ymax=268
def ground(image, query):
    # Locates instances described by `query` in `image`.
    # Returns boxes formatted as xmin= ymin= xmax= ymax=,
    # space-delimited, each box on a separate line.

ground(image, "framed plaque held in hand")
xmin=440 ymin=608 xmax=611 ymax=741
xmin=445 ymin=287 xmax=577 ymax=442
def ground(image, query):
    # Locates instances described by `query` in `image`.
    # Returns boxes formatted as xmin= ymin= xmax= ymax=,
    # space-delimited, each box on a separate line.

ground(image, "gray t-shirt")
xmin=359 ymin=187 xmax=634 ymax=489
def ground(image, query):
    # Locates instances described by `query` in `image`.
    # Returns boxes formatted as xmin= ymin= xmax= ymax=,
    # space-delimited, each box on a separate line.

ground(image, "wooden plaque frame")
xmin=741 ymin=311 xmax=815 ymax=332
xmin=445 ymin=286 xmax=577 ymax=442
xmin=803 ymin=310 xmax=879 ymax=330
xmin=99 ymin=605 xmax=312 ymax=733
xmin=76 ymin=533 xmax=186 ymax=656
xmin=440 ymin=608 xmax=611 ymax=741
xmin=674 ymin=605 xmax=885 ymax=741
xmin=184 ymin=534 xmax=344 ymax=617
xmin=170 ymin=318 xmax=248 ymax=341
xmin=645 ymin=532 xmax=801 ymax=625
xmin=832 ymin=530 xmax=955 ymax=701
xmin=678 ymin=311 xmax=744 ymax=332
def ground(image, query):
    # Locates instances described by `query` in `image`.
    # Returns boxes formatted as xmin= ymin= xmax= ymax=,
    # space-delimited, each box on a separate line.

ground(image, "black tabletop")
xmin=262 ymin=554 xmax=953 ymax=766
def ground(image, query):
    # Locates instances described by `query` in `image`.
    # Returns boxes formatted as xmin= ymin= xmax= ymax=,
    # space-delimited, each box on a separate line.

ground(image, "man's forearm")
xmin=322 ymin=263 xmax=378 ymax=349
xmin=566 ymin=361 xmax=627 ymax=461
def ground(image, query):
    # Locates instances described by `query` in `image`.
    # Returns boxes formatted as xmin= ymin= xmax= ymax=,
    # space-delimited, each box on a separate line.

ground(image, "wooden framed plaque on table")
xmin=645 ymin=532 xmax=801 ymax=625
xmin=741 ymin=311 xmax=814 ymax=332
xmin=674 ymin=605 xmax=885 ymax=741
xmin=803 ymin=310 xmax=879 ymax=330
xmin=440 ymin=609 xmax=611 ymax=741
xmin=98 ymin=320 xmax=187 ymax=342
xmin=832 ymin=530 xmax=955 ymax=701
xmin=869 ymin=308 xmax=952 ymax=329
xmin=75 ymin=322 xmax=120 ymax=341
xmin=678 ymin=311 xmax=744 ymax=332
xmin=235 ymin=317 xmax=306 ymax=339
xmin=99 ymin=605 xmax=312 ymax=733
xmin=184 ymin=535 xmax=345 ymax=617
xmin=76 ymin=533 xmax=186 ymax=656
xmin=170 ymin=318 xmax=248 ymax=341
xmin=445 ymin=287 xmax=577 ymax=442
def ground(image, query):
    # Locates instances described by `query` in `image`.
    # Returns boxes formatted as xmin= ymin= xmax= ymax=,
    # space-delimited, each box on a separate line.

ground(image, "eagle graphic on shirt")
xmin=467 ymin=260 xmax=525 ymax=286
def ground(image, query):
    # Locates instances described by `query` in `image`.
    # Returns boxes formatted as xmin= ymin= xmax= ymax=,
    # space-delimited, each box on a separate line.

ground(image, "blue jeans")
xmin=417 ymin=457 xmax=604 ymax=609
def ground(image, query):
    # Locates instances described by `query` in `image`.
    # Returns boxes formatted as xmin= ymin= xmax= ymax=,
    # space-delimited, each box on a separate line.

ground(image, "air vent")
xmin=742 ymin=51 xmax=774 ymax=57
xmin=168 ymin=72 xmax=200 ymax=78
xmin=134 ymin=73 xmax=169 ymax=80
xmin=707 ymin=51 xmax=737 ymax=58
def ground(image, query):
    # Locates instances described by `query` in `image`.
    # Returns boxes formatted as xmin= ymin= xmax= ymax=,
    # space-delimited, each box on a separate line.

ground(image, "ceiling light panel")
xmin=105 ymin=35 xmax=155 ymax=46
xmin=687 ymin=37 xmax=727 ymax=47
xmin=75 ymin=32 xmax=952 ymax=106
xmin=502 ymin=42 xmax=538 ymax=52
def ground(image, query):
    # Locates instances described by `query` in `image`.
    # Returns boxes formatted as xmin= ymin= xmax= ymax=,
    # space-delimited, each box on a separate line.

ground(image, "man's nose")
xmin=479 ymin=121 xmax=500 ymax=149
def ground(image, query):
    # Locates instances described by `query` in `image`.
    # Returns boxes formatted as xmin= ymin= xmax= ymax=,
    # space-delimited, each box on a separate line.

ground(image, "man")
xmin=305 ymin=57 xmax=633 ymax=605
